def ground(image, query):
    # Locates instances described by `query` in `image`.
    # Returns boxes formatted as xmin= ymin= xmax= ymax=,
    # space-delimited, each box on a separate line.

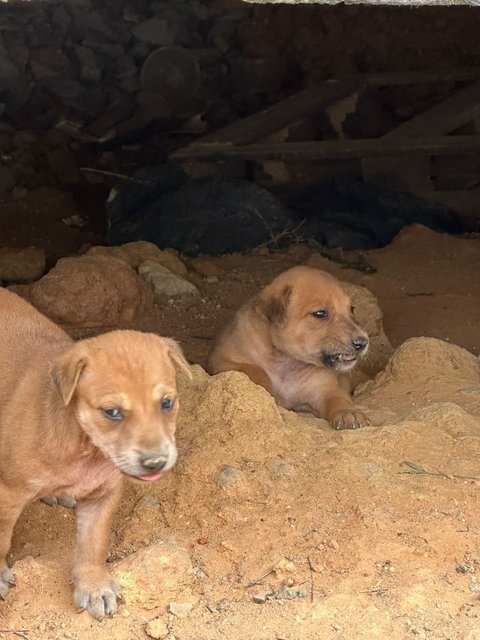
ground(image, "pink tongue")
xmin=340 ymin=353 xmax=355 ymax=361
xmin=139 ymin=470 xmax=164 ymax=482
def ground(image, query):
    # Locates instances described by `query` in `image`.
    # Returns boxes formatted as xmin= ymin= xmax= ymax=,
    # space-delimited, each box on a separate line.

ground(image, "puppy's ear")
xmin=258 ymin=284 xmax=292 ymax=326
xmin=165 ymin=338 xmax=192 ymax=380
xmin=52 ymin=349 xmax=87 ymax=406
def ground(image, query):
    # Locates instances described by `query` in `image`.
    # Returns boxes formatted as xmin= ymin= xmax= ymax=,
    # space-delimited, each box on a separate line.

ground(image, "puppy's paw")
xmin=330 ymin=409 xmax=370 ymax=430
xmin=73 ymin=573 xmax=121 ymax=620
xmin=0 ymin=565 xmax=16 ymax=599
xmin=42 ymin=496 xmax=77 ymax=509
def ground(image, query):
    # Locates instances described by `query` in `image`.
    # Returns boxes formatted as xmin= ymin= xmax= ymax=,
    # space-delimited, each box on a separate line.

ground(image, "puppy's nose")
xmin=140 ymin=452 xmax=169 ymax=471
xmin=352 ymin=335 xmax=368 ymax=352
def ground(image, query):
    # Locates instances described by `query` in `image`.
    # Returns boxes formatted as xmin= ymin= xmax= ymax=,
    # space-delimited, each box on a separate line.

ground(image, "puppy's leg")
xmin=0 ymin=484 xmax=28 ymax=599
xmin=72 ymin=481 xmax=123 ymax=620
xmin=324 ymin=387 xmax=370 ymax=430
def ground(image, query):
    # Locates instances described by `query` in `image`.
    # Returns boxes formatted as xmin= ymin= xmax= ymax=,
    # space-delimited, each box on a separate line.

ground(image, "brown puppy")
xmin=0 ymin=288 xmax=190 ymax=619
xmin=209 ymin=265 xmax=369 ymax=429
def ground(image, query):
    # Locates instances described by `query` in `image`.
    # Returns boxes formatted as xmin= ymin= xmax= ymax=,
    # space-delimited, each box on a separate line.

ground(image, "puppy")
xmin=209 ymin=265 xmax=369 ymax=429
xmin=0 ymin=288 xmax=190 ymax=619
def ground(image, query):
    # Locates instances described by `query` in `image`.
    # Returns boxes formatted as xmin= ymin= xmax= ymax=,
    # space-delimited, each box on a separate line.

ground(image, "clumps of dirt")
xmin=28 ymin=254 xmax=153 ymax=327
xmin=4 ymin=336 xmax=480 ymax=640
xmin=341 ymin=280 xmax=393 ymax=379
xmin=2 ymin=226 xmax=480 ymax=640
xmin=356 ymin=337 xmax=480 ymax=421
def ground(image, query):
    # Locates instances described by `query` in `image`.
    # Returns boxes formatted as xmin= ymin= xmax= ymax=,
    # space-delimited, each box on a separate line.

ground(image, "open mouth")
xmin=136 ymin=470 xmax=165 ymax=482
xmin=119 ymin=468 xmax=166 ymax=482
xmin=322 ymin=352 xmax=357 ymax=368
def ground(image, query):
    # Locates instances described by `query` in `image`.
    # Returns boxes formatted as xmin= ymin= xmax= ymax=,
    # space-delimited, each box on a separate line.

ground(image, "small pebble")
xmin=216 ymin=599 xmax=229 ymax=612
xmin=253 ymin=590 xmax=273 ymax=604
xmin=145 ymin=617 xmax=169 ymax=639
xmin=469 ymin=582 xmax=480 ymax=593
xmin=192 ymin=567 xmax=207 ymax=580
xmin=217 ymin=465 xmax=240 ymax=487
xmin=276 ymin=585 xmax=299 ymax=600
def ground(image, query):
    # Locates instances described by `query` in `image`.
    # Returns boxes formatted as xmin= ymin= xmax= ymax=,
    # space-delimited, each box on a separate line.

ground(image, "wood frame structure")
xmin=170 ymin=67 xmax=480 ymax=220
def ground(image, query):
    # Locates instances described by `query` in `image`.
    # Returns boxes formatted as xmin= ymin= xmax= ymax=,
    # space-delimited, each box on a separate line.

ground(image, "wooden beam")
xmin=197 ymin=80 xmax=361 ymax=146
xmin=384 ymin=79 xmax=480 ymax=138
xmin=170 ymin=135 xmax=480 ymax=162
xmin=346 ymin=67 xmax=480 ymax=88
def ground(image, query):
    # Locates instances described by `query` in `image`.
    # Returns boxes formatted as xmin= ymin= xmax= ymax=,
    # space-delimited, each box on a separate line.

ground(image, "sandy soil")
xmin=1 ymin=209 xmax=480 ymax=640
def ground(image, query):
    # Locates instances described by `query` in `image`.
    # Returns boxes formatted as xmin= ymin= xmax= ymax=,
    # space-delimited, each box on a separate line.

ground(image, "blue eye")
xmin=161 ymin=397 xmax=175 ymax=412
xmin=312 ymin=309 xmax=329 ymax=319
xmin=102 ymin=408 xmax=123 ymax=421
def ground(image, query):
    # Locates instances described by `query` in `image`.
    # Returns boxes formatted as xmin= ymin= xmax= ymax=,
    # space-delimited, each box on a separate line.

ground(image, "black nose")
xmin=352 ymin=335 xmax=368 ymax=351
xmin=140 ymin=452 xmax=169 ymax=471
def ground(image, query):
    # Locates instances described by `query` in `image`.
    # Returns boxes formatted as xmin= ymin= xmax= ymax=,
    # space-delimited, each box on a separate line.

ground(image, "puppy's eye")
xmin=161 ymin=397 xmax=175 ymax=412
xmin=351 ymin=306 xmax=355 ymax=316
xmin=312 ymin=309 xmax=329 ymax=320
xmin=102 ymin=408 xmax=124 ymax=421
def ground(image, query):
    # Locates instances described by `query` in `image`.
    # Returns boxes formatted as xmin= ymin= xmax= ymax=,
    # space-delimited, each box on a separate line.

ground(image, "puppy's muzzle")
xmin=321 ymin=335 xmax=369 ymax=369
xmin=140 ymin=451 xmax=169 ymax=472
xmin=352 ymin=335 xmax=369 ymax=353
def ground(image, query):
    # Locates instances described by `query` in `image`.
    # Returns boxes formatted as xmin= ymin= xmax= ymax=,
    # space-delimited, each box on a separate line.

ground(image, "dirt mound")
xmin=2 ymin=227 xmax=480 ymax=640
xmin=28 ymin=254 xmax=153 ymax=327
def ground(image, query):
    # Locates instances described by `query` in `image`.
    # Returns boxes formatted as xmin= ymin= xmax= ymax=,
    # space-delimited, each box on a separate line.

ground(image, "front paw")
xmin=0 ymin=565 xmax=15 ymax=599
xmin=42 ymin=496 xmax=77 ymax=509
xmin=330 ymin=409 xmax=370 ymax=430
xmin=73 ymin=571 xmax=121 ymax=620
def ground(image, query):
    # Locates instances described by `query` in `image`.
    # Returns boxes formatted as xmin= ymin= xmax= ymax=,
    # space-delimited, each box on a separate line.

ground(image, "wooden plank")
xmin=345 ymin=67 xmax=480 ymax=88
xmin=384 ymin=79 xmax=480 ymax=138
xmin=170 ymin=135 xmax=480 ymax=162
xmin=197 ymin=80 xmax=361 ymax=146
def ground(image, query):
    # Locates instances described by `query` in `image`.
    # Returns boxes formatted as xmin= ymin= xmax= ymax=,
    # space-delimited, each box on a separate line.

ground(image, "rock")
xmin=140 ymin=46 xmax=201 ymax=111
xmin=74 ymin=46 xmax=102 ymax=83
xmin=0 ymin=247 xmax=45 ymax=283
xmin=145 ymin=617 xmax=169 ymax=639
xmin=138 ymin=261 xmax=199 ymax=298
xmin=73 ymin=11 xmax=122 ymax=43
xmin=0 ymin=41 xmax=17 ymax=80
xmin=217 ymin=465 xmax=241 ymax=487
xmin=230 ymin=56 xmax=286 ymax=95
xmin=275 ymin=586 xmax=299 ymax=600
xmin=0 ymin=167 xmax=16 ymax=193
xmin=340 ymin=281 xmax=393 ymax=377
xmin=86 ymin=242 xmax=187 ymax=275
xmin=29 ymin=254 xmax=153 ymax=326
xmin=114 ymin=542 xmax=194 ymax=610
xmin=47 ymin=148 xmax=81 ymax=185
xmin=132 ymin=8 xmax=190 ymax=47
xmin=253 ymin=590 xmax=273 ymax=604
xmin=267 ymin=457 xmax=295 ymax=477
xmin=51 ymin=6 xmax=72 ymax=33
xmin=167 ymin=601 xmax=194 ymax=618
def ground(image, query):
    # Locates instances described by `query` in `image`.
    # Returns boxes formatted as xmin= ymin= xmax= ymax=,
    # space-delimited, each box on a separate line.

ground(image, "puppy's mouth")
xmin=321 ymin=351 xmax=358 ymax=370
xmin=136 ymin=470 xmax=165 ymax=482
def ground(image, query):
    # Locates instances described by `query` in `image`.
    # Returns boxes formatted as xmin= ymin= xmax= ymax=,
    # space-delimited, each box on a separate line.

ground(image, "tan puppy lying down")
xmin=209 ymin=266 xmax=370 ymax=429
xmin=0 ymin=288 xmax=190 ymax=619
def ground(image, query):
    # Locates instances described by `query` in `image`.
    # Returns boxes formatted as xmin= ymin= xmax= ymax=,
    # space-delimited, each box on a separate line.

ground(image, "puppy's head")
xmin=256 ymin=266 xmax=368 ymax=371
xmin=52 ymin=331 xmax=191 ymax=482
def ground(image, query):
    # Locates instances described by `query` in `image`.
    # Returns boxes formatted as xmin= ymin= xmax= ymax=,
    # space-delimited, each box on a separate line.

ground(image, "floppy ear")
xmin=257 ymin=284 xmax=292 ymax=326
xmin=52 ymin=349 xmax=87 ymax=406
xmin=165 ymin=338 xmax=192 ymax=380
